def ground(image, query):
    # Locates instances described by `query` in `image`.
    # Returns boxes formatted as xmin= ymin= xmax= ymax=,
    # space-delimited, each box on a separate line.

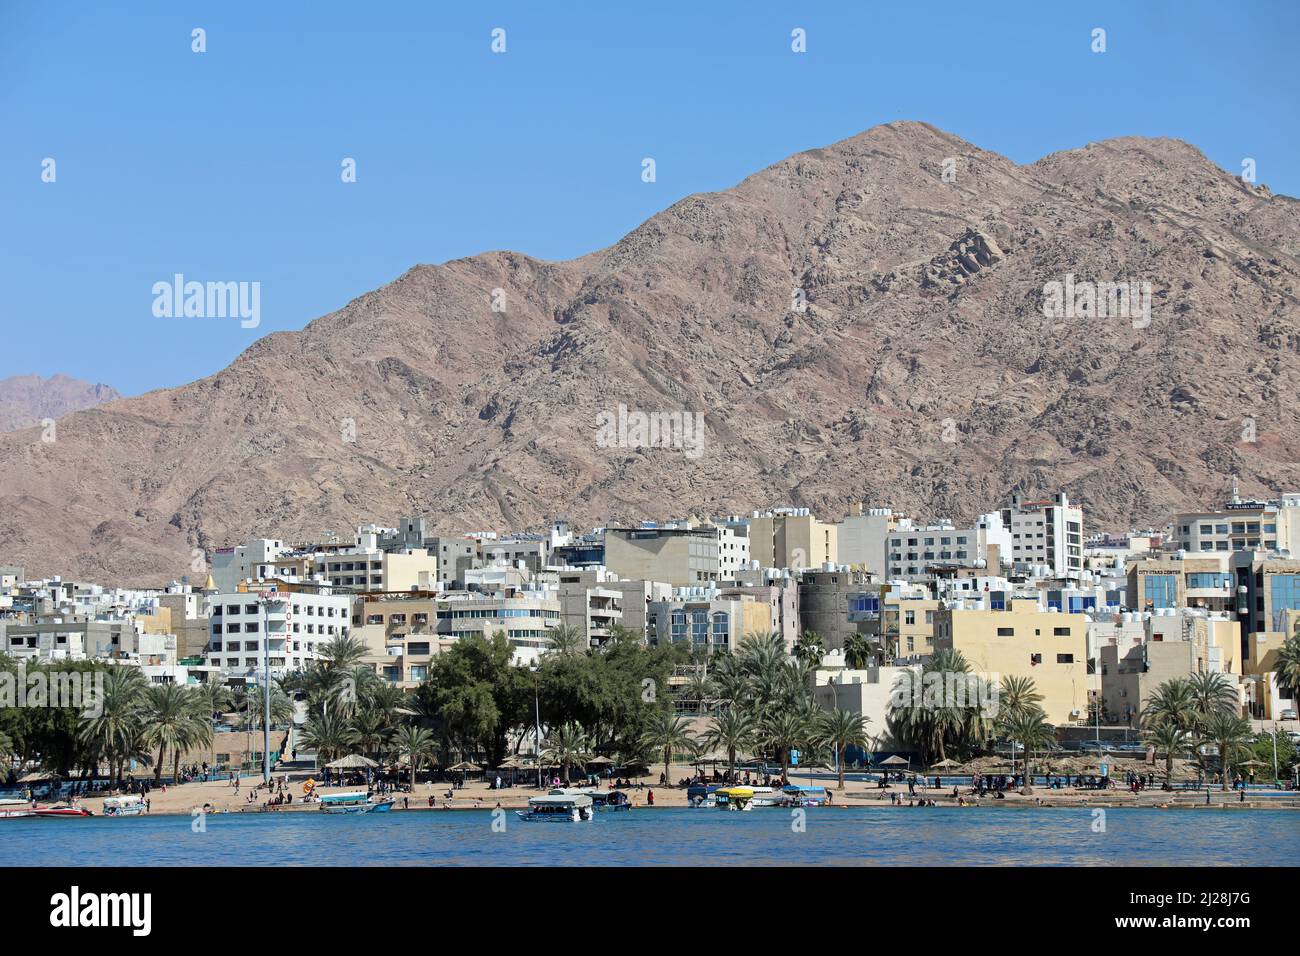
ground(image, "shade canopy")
xmin=447 ymin=761 xmax=482 ymax=772
xmin=325 ymin=754 xmax=378 ymax=769
xmin=585 ymin=756 xmax=614 ymax=766
xmin=879 ymin=755 xmax=911 ymax=766
xmin=929 ymin=758 xmax=960 ymax=769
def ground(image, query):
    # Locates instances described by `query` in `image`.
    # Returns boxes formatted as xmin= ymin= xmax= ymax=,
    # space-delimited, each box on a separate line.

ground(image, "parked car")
xmin=1281 ymin=708 xmax=1298 ymax=721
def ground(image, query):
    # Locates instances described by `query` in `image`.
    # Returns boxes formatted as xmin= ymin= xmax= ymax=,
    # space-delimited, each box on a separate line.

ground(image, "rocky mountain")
xmin=1 ymin=121 xmax=1297 ymax=583
xmin=0 ymin=375 xmax=121 ymax=433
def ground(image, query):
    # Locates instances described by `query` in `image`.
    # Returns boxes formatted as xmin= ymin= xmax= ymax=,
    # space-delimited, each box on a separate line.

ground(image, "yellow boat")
xmin=714 ymin=786 xmax=754 ymax=811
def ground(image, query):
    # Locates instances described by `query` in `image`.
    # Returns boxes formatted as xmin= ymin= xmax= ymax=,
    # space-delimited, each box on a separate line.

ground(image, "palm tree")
xmin=316 ymin=634 xmax=370 ymax=671
xmin=842 ymin=634 xmax=873 ymax=670
xmin=298 ymin=712 xmax=360 ymax=765
xmin=542 ymin=721 xmax=590 ymax=783
xmin=794 ymin=631 xmax=825 ymax=668
xmin=819 ymin=708 xmax=869 ymax=790
xmin=764 ymin=711 xmax=807 ymax=780
xmin=999 ymin=706 xmax=1054 ymax=794
xmin=78 ymin=667 xmax=146 ymax=784
xmin=545 ymin=624 xmax=587 ymax=656
xmin=140 ymin=684 xmax=194 ymax=783
xmin=391 ymin=724 xmax=434 ymax=792
xmin=1186 ymin=671 xmax=1238 ymax=726
xmin=1145 ymin=721 xmax=1190 ymax=788
xmin=352 ymin=710 xmax=391 ymax=761
xmin=191 ymin=681 xmax=231 ymax=773
xmin=997 ymin=675 xmax=1043 ymax=721
xmin=683 ymin=670 xmax=715 ymax=715
xmin=642 ymin=711 xmax=695 ymax=787
xmin=703 ymin=709 xmax=755 ymax=781
xmin=1202 ymin=712 xmax=1253 ymax=791
xmin=1142 ymin=678 xmax=1198 ymax=731
xmin=1271 ymin=633 xmax=1300 ymax=717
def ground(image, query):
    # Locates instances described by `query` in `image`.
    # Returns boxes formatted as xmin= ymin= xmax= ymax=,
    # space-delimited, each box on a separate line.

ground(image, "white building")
xmin=1001 ymin=492 xmax=1084 ymax=581
xmin=205 ymin=585 xmax=351 ymax=680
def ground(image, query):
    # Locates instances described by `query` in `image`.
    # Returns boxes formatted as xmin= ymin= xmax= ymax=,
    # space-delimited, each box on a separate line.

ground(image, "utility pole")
xmin=262 ymin=595 xmax=271 ymax=786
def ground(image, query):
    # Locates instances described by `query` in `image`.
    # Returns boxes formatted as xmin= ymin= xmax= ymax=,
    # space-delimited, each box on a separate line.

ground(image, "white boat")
xmin=517 ymin=792 xmax=594 ymax=822
xmin=749 ymin=786 xmax=783 ymax=807
xmin=0 ymin=798 xmax=36 ymax=819
xmin=102 ymin=795 xmax=146 ymax=817
xmin=318 ymin=791 xmax=395 ymax=814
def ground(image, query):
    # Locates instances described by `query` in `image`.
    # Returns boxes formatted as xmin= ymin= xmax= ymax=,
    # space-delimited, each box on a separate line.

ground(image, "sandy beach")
xmin=50 ymin=763 xmax=1300 ymax=817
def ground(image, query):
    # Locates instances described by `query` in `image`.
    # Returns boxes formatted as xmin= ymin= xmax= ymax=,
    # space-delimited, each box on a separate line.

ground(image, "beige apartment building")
xmin=604 ymin=526 xmax=723 ymax=587
xmin=749 ymin=509 xmax=838 ymax=571
xmin=1127 ymin=554 xmax=1234 ymax=614
xmin=932 ymin=600 xmax=1089 ymax=724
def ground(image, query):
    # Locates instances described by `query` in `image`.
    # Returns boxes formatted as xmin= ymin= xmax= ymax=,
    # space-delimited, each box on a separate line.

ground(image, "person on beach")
xmin=647 ymin=789 xmax=654 ymax=805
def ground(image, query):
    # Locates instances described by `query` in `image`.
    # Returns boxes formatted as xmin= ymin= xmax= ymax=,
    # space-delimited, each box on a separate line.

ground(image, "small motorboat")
xmin=102 ymin=795 xmax=147 ymax=817
xmin=318 ymin=791 xmax=395 ymax=814
xmin=714 ymin=786 xmax=754 ymax=811
xmin=32 ymin=803 xmax=93 ymax=818
xmin=517 ymin=793 xmax=594 ymax=822
xmin=0 ymin=798 xmax=36 ymax=819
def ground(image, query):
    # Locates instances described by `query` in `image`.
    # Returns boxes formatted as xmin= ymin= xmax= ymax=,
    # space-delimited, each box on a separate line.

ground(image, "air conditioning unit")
xmin=1069 ymin=709 xmax=1082 ymax=719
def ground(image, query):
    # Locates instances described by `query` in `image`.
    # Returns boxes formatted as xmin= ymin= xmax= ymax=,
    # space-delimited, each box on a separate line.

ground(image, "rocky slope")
xmin=1 ymin=121 xmax=1296 ymax=583
xmin=0 ymin=375 xmax=121 ymax=433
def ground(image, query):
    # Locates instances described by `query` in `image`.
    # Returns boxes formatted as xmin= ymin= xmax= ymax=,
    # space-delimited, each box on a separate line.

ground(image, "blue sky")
xmin=3 ymin=1 xmax=1297 ymax=395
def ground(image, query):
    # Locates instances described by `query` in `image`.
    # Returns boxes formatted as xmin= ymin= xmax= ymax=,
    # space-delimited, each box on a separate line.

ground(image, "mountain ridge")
xmin=2 ymin=121 xmax=1296 ymax=583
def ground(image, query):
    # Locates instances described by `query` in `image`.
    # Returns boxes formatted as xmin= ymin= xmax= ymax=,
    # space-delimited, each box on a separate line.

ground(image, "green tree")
xmin=1145 ymin=721 xmax=1191 ymax=787
xmin=703 ymin=709 xmax=756 ymax=781
xmin=542 ymin=721 xmax=590 ymax=783
xmin=1142 ymin=679 xmax=1198 ymax=731
xmin=819 ymin=708 xmax=869 ymax=790
xmin=842 ymin=634 xmax=873 ymax=670
xmin=298 ymin=712 xmax=359 ymax=765
xmin=1202 ymin=712 xmax=1253 ymax=791
xmin=391 ymin=724 xmax=435 ymax=792
xmin=999 ymin=706 xmax=1054 ymax=794
xmin=642 ymin=711 xmax=695 ymax=787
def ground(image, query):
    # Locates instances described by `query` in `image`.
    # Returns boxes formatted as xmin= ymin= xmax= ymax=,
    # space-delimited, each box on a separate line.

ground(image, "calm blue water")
xmin=2 ymin=808 xmax=1295 ymax=866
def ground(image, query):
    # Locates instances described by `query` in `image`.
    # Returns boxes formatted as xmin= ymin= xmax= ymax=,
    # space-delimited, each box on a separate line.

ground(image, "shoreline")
xmin=45 ymin=777 xmax=1300 ymax=818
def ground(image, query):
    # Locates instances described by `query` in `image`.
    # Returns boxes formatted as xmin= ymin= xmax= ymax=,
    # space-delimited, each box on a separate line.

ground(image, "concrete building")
xmin=885 ymin=512 xmax=1010 ymax=582
xmin=796 ymin=568 xmax=880 ymax=654
xmin=604 ymin=526 xmax=723 ymax=587
xmin=646 ymin=589 xmax=772 ymax=653
xmin=204 ymin=581 xmax=351 ymax=681
xmin=210 ymin=539 xmax=292 ymax=593
xmin=1169 ymin=491 xmax=1300 ymax=555
xmin=353 ymin=591 xmax=451 ymax=687
xmin=811 ymin=656 xmax=920 ymax=751
xmin=603 ymin=578 xmax=674 ymax=638
xmin=555 ymin=567 xmax=625 ymax=646
xmin=932 ymin=600 xmax=1089 ymax=724
xmin=834 ymin=506 xmax=899 ymax=577
xmin=748 ymin=508 xmax=838 ymax=571
xmin=1127 ymin=553 xmax=1234 ymax=614
xmin=1001 ymin=492 xmax=1084 ymax=581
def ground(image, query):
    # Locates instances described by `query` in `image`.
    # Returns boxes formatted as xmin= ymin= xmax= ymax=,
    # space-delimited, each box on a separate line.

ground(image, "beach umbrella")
xmin=585 ymin=755 xmax=614 ymax=766
xmin=325 ymin=754 xmax=378 ymax=770
xmin=447 ymin=761 xmax=482 ymax=772
xmin=929 ymin=758 xmax=959 ymax=770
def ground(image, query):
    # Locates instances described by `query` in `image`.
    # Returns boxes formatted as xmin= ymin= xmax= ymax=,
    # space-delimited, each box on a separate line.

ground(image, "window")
xmin=1270 ymin=575 xmax=1300 ymax=631
xmin=996 ymin=627 xmax=1014 ymax=637
xmin=1056 ymin=654 xmax=1074 ymax=664
xmin=1030 ymin=653 xmax=1042 ymax=665
xmin=904 ymin=610 xmax=916 ymax=625
xmin=1053 ymin=627 xmax=1070 ymax=636
xmin=1143 ymin=575 xmax=1176 ymax=609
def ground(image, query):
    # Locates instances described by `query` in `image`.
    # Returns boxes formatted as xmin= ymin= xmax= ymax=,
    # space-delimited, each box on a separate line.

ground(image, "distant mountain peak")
xmin=0 ymin=374 xmax=122 ymax=433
